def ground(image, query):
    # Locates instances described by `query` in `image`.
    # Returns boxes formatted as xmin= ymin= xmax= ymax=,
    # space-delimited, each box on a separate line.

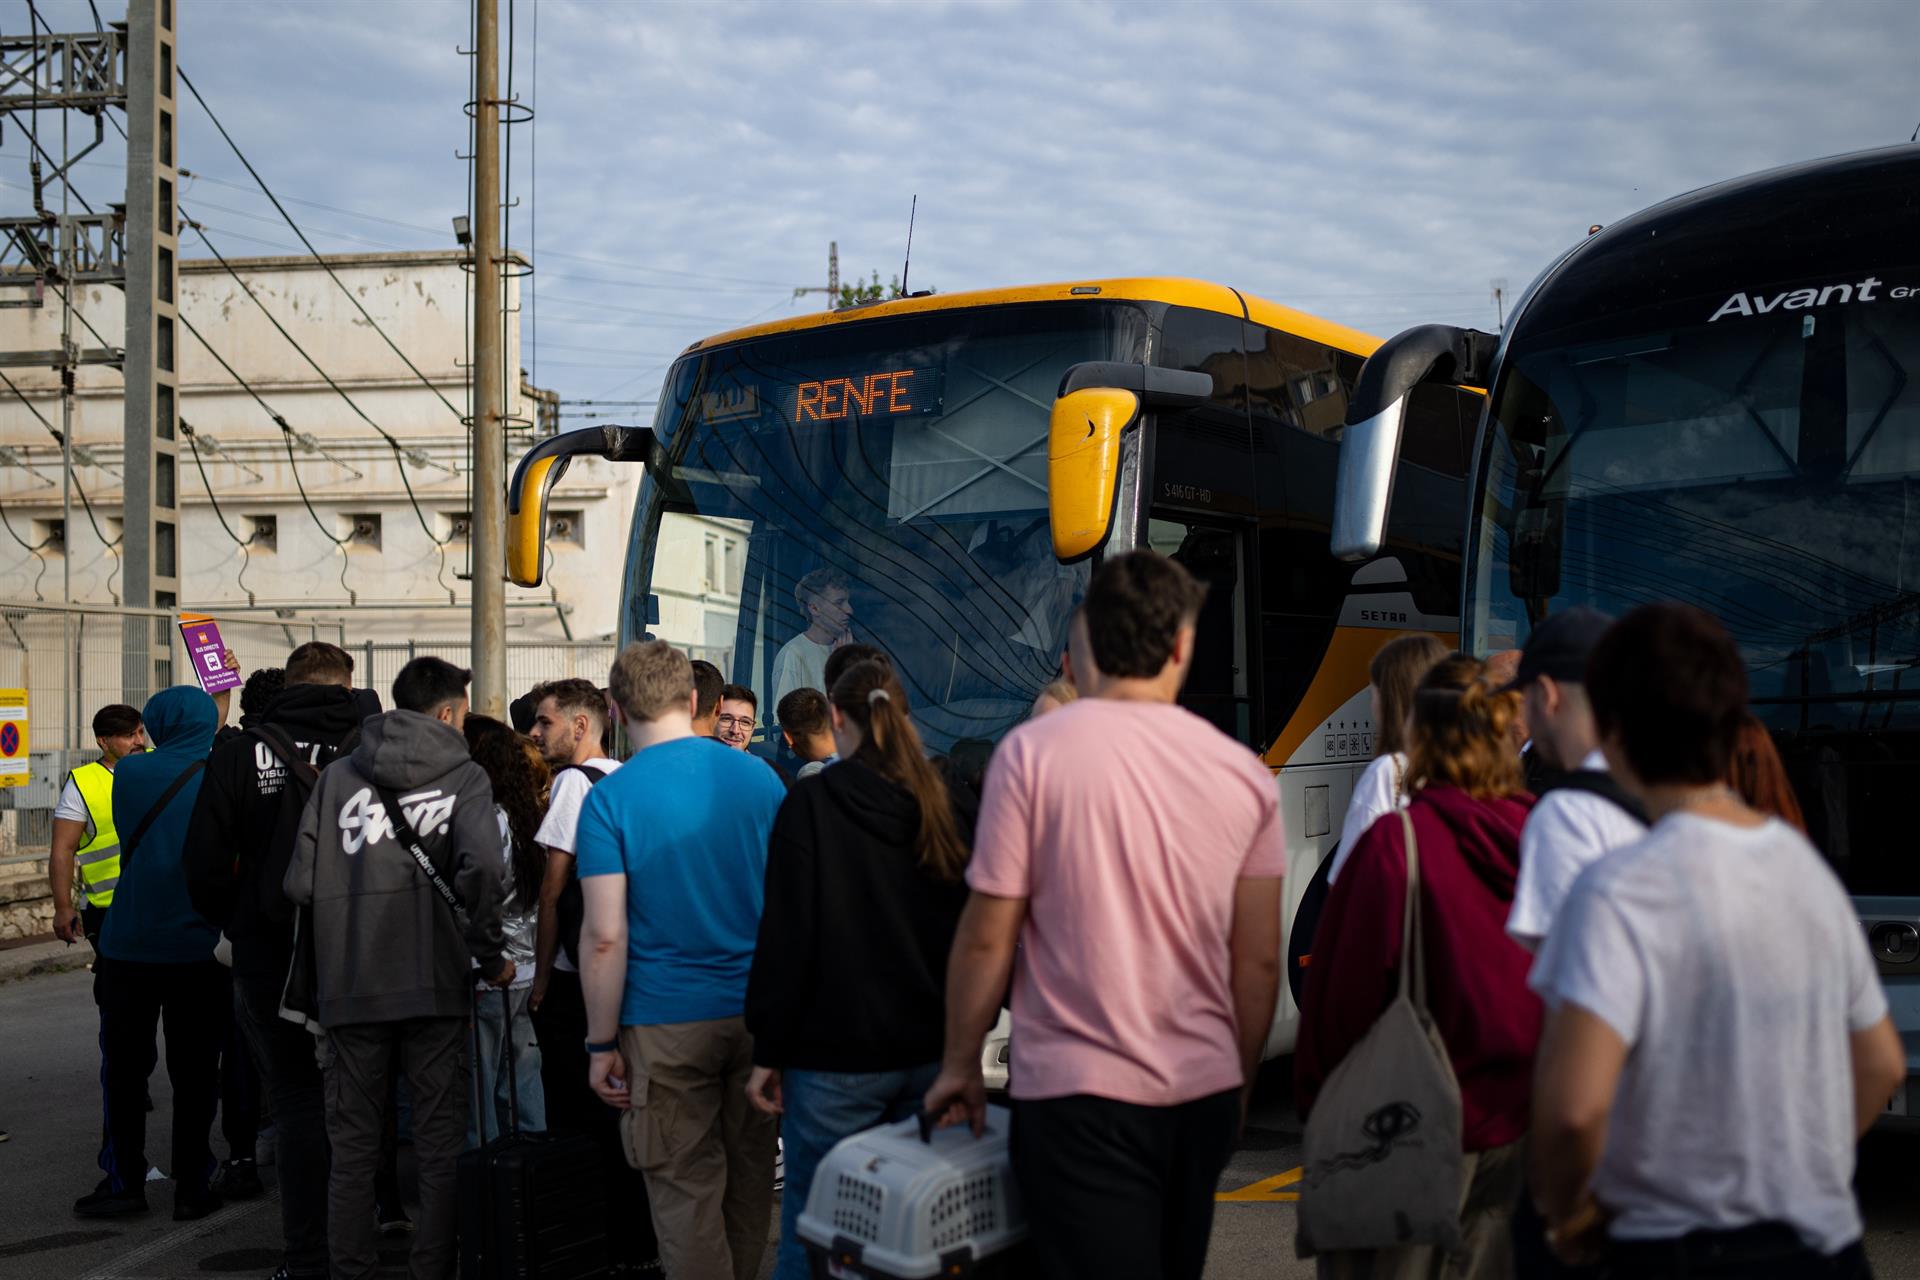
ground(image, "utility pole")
xmin=791 ymin=241 xmax=839 ymax=311
xmin=470 ymin=0 xmax=506 ymax=718
xmin=124 ymin=0 xmax=182 ymax=701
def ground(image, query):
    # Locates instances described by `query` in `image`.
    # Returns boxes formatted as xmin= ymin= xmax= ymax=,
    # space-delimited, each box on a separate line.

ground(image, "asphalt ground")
xmin=4 ymin=964 xmax=1919 ymax=1279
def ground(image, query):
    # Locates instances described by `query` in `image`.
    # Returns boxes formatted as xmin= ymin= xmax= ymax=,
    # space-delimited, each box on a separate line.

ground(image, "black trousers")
xmin=323 ymin=1017 xmax=467 ymax=1280
xmin=1602 ymin=1225 xmax=1872 ymax=1279
xmin=95 ymin=956 xmax=229 ymax=1197
xmin=1012 ymin=1088 xmax=1240 ymax=1280
xmin=220 ymin=1008 xmax=261 ymax=1162
xmin=532 ymin=968 xmax=659 ymax=1265
xmin=236 ymin=961 xmax=331 ymax=1278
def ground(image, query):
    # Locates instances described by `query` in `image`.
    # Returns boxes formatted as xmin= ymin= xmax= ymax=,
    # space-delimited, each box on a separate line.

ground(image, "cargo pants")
xmin=619 ymin=1017 xmax=778 ymax=1280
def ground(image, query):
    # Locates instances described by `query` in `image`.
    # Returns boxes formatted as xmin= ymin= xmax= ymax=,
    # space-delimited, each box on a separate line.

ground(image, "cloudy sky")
xmin=12 ymin=0 xmax=1920 ymax=412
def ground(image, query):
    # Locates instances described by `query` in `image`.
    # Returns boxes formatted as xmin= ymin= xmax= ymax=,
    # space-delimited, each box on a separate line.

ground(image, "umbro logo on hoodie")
xmin=338 ymin=787 xmax=457 ymax=855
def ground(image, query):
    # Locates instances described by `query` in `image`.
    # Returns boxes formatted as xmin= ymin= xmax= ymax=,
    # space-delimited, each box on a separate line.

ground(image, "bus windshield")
xmin=1467 ymin=291 xmax=1920 ymax=891
xmin=627 ymin=301 xmax=1149 ymax=754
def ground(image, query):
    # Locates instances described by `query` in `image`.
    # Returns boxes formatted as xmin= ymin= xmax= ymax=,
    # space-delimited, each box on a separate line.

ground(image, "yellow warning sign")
xmin=0 ymin=688 xmax=28 ymax=789
xmin=1215 ymin=1166 xmax=1302 ymax=1203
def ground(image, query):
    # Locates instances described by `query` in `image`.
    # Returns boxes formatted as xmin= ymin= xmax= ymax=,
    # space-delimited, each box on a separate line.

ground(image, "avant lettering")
xmin=1710 ymin=277 xmax=1881 ymax=321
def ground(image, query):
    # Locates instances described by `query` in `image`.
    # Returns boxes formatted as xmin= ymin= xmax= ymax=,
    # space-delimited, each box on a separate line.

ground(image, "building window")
xmin=443 ymin=511 xmax=473 ymax=543
xmin=547 ymin=508 xmax=583 ymax=547
xmin=34 ymin=517 xmax=64 ymax=553
xmin=344 ymin=512 xmax=381 ymax=551
xmin=704 ymin=535 xmax=718 ymax=591
xmin=248 ymin=514 xmax=277 ymax=552
xmin=723 ymin=538 xmax=741 ymax=594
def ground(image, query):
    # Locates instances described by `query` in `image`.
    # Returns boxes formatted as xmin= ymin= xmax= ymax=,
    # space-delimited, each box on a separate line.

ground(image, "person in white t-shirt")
xmin=521 ymin=677 xmax=658 ymax=1270
xmin=1501 ymin=607 xmax=1647 ymax=952
xmin=1530 ymin=603 xmax=1902 ymax=1275
xmin=1326 ymin=634 xmax=1448 ymax=884
xmin=771 ymin=568 xmax=854 ymax=710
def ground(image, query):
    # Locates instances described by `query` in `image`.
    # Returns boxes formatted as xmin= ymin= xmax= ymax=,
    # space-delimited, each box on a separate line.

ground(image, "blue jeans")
xmin=774 ymin=1063 xmax=941 ymax=1280
xmin=469 ymin=985 xmax=545 ymax=1146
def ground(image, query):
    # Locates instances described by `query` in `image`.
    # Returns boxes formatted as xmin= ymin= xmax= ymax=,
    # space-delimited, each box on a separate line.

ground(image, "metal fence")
xmin=0 ymin=602 xmax=731 ymax=860
xmin=357 ymin=641 xmax=621 ymax=704
xmin=0 ymin=600 xmax=338 ymax=858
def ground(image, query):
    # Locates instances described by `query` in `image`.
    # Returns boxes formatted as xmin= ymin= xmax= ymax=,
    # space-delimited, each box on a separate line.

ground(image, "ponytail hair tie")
xmin=868 ymin=687 xmax=892 ymax=707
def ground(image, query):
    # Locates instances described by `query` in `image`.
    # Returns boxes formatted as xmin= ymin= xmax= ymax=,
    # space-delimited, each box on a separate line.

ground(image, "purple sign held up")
xmin=179 ymin=614 xmax=241 ymax=694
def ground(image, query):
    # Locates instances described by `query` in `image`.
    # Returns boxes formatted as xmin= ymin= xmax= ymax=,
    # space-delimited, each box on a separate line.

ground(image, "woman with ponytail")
xmin=1296 ymin=654 xmax=1542 ymax=1278
xmin=744 ymin=659 xmax=977 ymax=1280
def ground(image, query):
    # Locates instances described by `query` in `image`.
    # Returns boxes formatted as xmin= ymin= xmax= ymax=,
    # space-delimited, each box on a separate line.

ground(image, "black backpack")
xmin=553 ymin=764 xmax=609 ymax=968
xmin=1539 ymin=768 xmax=1649 ymax=825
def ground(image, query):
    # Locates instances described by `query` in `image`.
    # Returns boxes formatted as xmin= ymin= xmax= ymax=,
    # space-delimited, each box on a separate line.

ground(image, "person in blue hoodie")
xmin=77 ymin=685 xmax=228 ymax=1222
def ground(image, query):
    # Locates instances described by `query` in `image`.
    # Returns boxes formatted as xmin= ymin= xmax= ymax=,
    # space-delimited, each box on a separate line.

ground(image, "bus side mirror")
xmin=1332 ymin=325 xmax=1497 ymax=561
xmin=1047 ymin=362 xmax=1212 ymax=563
xmin=507 ymin=424 xmax=660 ymax=587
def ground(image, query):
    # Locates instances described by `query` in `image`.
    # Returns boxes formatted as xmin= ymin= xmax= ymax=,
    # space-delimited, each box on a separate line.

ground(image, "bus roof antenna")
xmin=901 ymin=194 xmax=918 ymax=298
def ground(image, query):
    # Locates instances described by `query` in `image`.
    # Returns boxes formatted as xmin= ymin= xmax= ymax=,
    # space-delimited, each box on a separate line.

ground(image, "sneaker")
xmin=216 ymin=1157 xmax=264 ymax=1200
xmin=74 ymin=1185 xmax=149 ymax=1218
xmin=376 ymin=1204 xmax=413 ymax=1236
xmin=173 ymin=1186 xmax=224 ymax=1222
xmin=146 ymin=1165 xmax=168 ymax=1183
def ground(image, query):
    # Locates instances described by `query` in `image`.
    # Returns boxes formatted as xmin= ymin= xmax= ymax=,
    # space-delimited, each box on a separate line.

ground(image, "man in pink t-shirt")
xmin=925 ymin=550 xmax=1284 ymax=1280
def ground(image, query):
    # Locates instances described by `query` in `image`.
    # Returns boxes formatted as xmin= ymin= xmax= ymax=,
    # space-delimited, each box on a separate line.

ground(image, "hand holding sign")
xmin=178 ymin=614 xmax=243 ymax=695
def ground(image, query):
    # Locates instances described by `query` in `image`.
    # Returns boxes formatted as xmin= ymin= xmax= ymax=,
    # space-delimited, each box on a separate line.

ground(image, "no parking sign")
xmin=0 ymin=688 xmax=26 ymax=788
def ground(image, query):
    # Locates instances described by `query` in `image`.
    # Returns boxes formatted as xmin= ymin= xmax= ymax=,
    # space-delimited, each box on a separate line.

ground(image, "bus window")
xmin=1148 ymin=515 xmax=1251 ymax=742
xmin=1155 ymin=306 xmax=1253 ymax=513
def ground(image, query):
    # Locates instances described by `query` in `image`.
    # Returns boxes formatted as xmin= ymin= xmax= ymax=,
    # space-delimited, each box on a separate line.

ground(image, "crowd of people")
xmin=37 ymin=546 xmax=1903 ymax=1280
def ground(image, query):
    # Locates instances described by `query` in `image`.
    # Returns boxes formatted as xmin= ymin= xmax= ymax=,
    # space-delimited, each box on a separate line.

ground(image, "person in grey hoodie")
xmin=285 ymin=656 xmax=512 ymax=1280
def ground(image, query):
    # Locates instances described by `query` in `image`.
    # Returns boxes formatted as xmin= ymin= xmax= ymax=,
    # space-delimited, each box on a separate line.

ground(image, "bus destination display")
xmin=792 ymin=365 xmax=943 ymax=422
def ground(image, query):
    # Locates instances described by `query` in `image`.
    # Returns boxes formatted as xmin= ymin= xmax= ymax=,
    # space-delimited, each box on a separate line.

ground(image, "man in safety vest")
xmin=49 ymin=704 xmax=147 ymax=945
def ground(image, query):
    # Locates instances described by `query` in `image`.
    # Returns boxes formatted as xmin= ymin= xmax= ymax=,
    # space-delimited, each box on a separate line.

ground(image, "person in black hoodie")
xmin=744 ymin=659 xmax=977 ymax=1280
xmin=184 ymin=641 xmax=377 ymax=1280
xmin=286 ymin=656 xmax=510 ymax=1280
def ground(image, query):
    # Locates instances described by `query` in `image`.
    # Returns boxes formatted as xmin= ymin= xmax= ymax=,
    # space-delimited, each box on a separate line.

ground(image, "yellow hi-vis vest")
xmin=71 ymin=761 xmax=121 ymax=908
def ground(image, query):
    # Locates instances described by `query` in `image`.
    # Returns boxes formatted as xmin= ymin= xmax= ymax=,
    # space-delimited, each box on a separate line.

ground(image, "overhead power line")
xmin=181 ymin=213 xmax=461 ymax=589
xmin=177 ymin=67 xmax=467 ymax=425
xmin=0 ymin=368 xmax=122 ymax=548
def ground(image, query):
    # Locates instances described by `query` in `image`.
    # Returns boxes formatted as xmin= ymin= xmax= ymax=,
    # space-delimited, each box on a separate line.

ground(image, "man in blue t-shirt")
xmin=577 ymin=641 xmax=787 ymax=1280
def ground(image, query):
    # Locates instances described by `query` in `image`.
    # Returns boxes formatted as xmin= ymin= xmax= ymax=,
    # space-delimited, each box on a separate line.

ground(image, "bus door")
xmin=1146 ymin=512 xmax=1254 ymax=743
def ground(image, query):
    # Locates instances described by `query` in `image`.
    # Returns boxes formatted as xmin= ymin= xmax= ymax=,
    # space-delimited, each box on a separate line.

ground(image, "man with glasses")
xmin=715 ymin=685 xmax=758 ymax=751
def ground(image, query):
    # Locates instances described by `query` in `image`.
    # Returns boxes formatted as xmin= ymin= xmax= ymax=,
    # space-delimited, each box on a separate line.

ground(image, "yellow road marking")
xmin=1215 ymin=1166 xmax=1302 ymax=1202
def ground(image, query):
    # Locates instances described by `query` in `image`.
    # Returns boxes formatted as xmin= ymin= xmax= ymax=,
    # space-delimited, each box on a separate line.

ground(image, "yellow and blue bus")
xmin=509 ymin=277 xmax=1478 ymax=1059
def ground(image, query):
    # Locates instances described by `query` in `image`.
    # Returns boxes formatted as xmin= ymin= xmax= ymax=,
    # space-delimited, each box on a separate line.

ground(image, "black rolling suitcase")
xmin=458 ymin=986 xmax=610 ymax=1279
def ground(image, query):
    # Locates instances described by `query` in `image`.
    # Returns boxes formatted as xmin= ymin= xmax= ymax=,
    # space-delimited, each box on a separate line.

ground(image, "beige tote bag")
xmin=1297 ymin=810 xmax=1465 ymax=1256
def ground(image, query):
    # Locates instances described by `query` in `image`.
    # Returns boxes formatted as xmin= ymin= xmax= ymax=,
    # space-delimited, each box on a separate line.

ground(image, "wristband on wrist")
xmin=585 ymin=1037 xmax=618 ymax=1054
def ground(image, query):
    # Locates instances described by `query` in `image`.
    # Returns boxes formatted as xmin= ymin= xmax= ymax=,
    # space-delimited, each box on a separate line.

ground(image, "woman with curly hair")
xmin=463 ymin=713 xmax=551 ymax=1141
xmin=1296 ymin=654 xmax=1541 ymax=1278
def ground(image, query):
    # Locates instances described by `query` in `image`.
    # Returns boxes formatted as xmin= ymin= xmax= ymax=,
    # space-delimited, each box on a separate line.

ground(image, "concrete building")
xmin=0 ymin=248 xmax=641 ymax=656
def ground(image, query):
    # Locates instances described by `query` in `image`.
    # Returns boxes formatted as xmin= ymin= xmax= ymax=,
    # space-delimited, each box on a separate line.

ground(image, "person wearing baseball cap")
xmin=1502 ymin=608 xmax=1648 ymax=954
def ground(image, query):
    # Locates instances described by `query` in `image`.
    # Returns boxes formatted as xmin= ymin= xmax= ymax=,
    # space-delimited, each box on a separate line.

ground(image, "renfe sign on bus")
xmin=792 ymin=366 xmax=942 ymax=422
